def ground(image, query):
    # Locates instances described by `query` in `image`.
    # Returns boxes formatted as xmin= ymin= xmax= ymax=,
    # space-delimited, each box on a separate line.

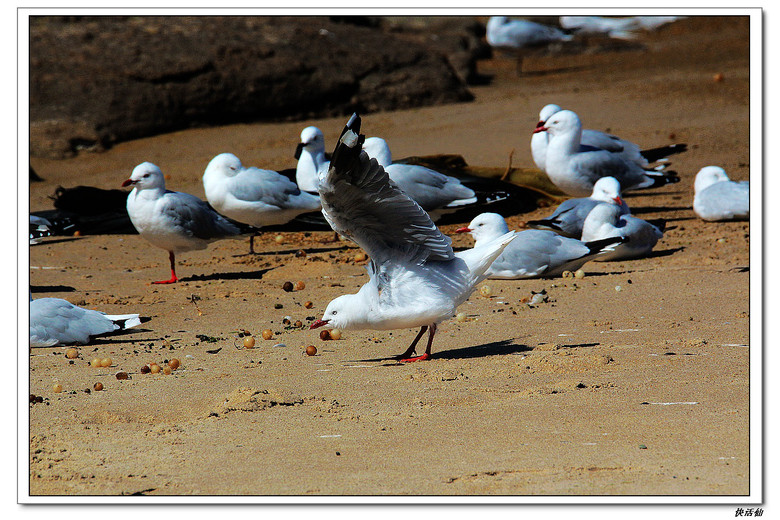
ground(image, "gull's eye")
xmin=143 ymin=173 xmax=150 ymax=178
xmin=331 ymin=310 xmax=338 ymax=316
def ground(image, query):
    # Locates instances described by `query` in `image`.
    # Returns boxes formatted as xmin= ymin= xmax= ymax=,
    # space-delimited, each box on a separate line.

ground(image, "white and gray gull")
xmin=203 ymin=152 xmax=321 ymax=253
xmin=531 ymin=104 xmax=687 ymax=173
xmin=310 ymin=114 xmax=516 ymax=362
xmin=693 ymin=166 xmax=749 ymax=222
xmin=124 ymin=162 xmax=247 ymax=284
xmin=456 ymin=213 xmax=625 ymax=279
xmin=535 ymin=109 xmax=680 ymax=196
xmin=30 ymin=296 xmax=142 ymax=347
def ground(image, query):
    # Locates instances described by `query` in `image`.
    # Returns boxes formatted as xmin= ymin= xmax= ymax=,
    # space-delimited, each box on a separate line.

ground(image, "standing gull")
xmin=581 ymin=203 xmax=664 ymax=261
xmin=531 ymin=104 xmax=687 ymax=172
xmin=30 ymin=297 xmax=142 ymax=347
xmin=124 ymin=162 xmax=247 ymax=284
xmin=485 ymin=16 xmax=573 ymax=74
xmin=456 ymin=213 xmax=625 ymax=279
xmin=203 ymin=152 xmax=321 ymax=253
xmin=693 ymin=166 xmax=749 ymax=221
xmin=526 ymin=176 xmax=629 ymax=239
xmin=536 ymin=109 xmax=680 ymax=196
xmin=310 ymin=114 xmax=516 ymax=362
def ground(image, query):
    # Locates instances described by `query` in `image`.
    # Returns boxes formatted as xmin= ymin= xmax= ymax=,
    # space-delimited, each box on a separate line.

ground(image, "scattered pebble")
xmin=272 ymin=343 xmax=287 ymax=348
xmin=93 ymin=382 xmax=103 ymax=391
xmin=294 ymin=320 xmax=303 ymax=328
xmin=52 ymin=383 xmax=63 ymax=393
xmin=480 ymin=285 xmax=493 ymax=297
xmin=65 ymin=348 xmax=79 ymax=359
xmin=304 ymin=301 xmax=314 ymax=309
xmin=529 ymin=293 xmax=546 ymax=305
xmin=295 ymin=249 xmax=307 ymax=258
xmin=615 ymin=286 xmax=623 ymax=292
xmin=163 ymin=366 xmax=172 ymax=375
xmin=169 ymin=358 xmax=181 ymax=370
xmin=275 ymin=235 xmax=284 ymax=244
xmin=140 ymin=365 xmax=151 ymax=374
xmin=115 ymin=371 xmax=129 ymax=380
xmin=243 ymin=336 xmax=256 ymax=349
xmin=717 ymin=238 xmax=726 ymax=244
xmin=295 ymin=281 xmax=306 ymax=291
xmin=306 ymin=345 xmax=317 ymax=356
xmin=562 ymin=271 xmax=573 ymax=279
xmin=282 ymin=281 xmax=294 ymax=292
xmin=329 ymin=329 xmax=342 ymax=340
xmin=150 ymin=364 xmax=161 ymax=374
xmin=574 ymin=269 xmax=585 ymax=279
xmin=320 ymin=330 xmax=332 ymax=341
xmin=100 ymin=358 xmax=112 ymax=368
xmin=354 ymin=252 xmax=367 ymax=262
xmin=90 ymin=358 xmax=101 ymax=368
xmin=713 ymin=72 xmax=724 ymax=82
xmin=455 ymin=312 xmax=467 ymax=323
xmin=262 ymin=329 xmax=273 ymax=340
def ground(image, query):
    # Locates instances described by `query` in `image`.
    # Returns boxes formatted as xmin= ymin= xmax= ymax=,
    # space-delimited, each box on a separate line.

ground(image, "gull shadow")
xmin=520 ymin=65 xmax=589 ymax=76
xmin=236 ymin=245 xmax=352 ymax=257
xmin=87 ymin=331 xmax=159 ymax=345
xmin=29 ymin=237 xmax=83 ymax=246
xmin=630 ymin=205 xmax=692 ymax=215
xmin=645 ymin=247 xmax=685 ymax=259
xmin=434 ymin=339 xmax=533 ymax=360
xmin=180 ymin=268 xmax=273 ymax=282
xmin=358 ymin=338 xmax=532 ymax=364
xmin=30 ymin=285 xmax=76 ymax=293
xmin=659 ymin=216 xmax=697 ymax=223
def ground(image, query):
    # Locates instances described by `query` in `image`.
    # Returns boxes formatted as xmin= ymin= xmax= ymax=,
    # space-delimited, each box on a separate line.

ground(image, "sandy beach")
xmin=26 ymin=15 xmax=753 ymax=498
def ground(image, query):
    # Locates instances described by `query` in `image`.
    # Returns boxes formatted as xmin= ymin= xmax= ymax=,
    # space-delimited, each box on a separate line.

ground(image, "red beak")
xmin=455 ymin=227 xmax=471 ymax=234
xmin=310 ymin=319 xmax=329 ymax=329
xmin=533 ymin=124 xmax=547 ymax=134
xmin=614 ymin=196 xmax=624 ymax=206
xmin=122 ymin=179 xmax=135 ymax=187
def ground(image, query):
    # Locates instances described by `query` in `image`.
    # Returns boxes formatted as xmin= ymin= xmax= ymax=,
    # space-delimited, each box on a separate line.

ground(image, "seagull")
xmin=535 ymin=109 xmax=680 ymax=196
xmin=526 ymin=176 xmax=630 ymax=239
xmin=294 ymin=126 xmax=330 ymax=194
xmin=362 ymin=137 xmax=478 ymax=221
xmin=693 ymin=166 xmax=749 ymax=222
xmin=123 ymin=162 xmax=247 ymax=284
xmin=581 ymin=203 xmax=664 ymax=261
xmin=486 ymin=16 xmax=573 ymax=74
xmin=203 ymin=153 xmax=321 ymax=253
xmin=531 ymin=104 xmax=687 ymax=172
xmin=30 ymin=297 xmax=142 ymax=347
xmin=456 ymin=213 xmax=626 ymax=279
xmin=310 ymin=114 xmax=516 ymax=362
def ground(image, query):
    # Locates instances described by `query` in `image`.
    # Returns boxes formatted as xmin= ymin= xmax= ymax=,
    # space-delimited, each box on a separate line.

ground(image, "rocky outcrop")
xmin=30 ymin=16 xmax=483 ymax=159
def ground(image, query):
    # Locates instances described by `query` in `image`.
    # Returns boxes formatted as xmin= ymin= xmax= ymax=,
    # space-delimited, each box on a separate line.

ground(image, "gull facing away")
xmin=535 ymin=109 xmax=680 ymax=197
xmin=526 ymin=176 xmax=630 ymax=239
xmin=362 ymin=137 xmax=477 ymax=221
xmin=294 ymin=126 xmax=330 ymax=194
xmin=124 ymin=162 xmax=247 ymax=284
xmin=203 ymin=153 xmax=321 ymax=253
xmin=531 ymin=104 xmax=687 ymax=173
xmin=486 ymin=16 xmax=573 ymax=74
xmin=456 ymin=213 xmax=625 ymax=279
xmin=310 ymin=114 xmax=516 ymax=362
xmin=581 ymin=203 xmax=664 ymax=261
xmin=30 ymin=297 xmax=142 ymax=347
xmin=693 ymin=166 xmax=749 ymax=222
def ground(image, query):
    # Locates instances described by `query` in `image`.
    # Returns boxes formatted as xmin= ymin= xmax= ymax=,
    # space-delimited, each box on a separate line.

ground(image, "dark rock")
xmin=29 ymin=16 xmax=476 ymax=159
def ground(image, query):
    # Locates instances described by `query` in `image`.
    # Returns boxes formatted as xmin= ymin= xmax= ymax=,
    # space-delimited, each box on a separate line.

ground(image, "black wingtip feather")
xmin=640 ymin=143 xmax=688 ymax=163
xmin=584 ymin=235 xmax=628 ymax=255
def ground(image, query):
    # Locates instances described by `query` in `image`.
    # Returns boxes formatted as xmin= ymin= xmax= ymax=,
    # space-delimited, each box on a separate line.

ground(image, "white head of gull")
xmin=294 ymin=126 xmax=330 ymax=193
xmin=581 ymin=202 xmax=664 ymax=261
xmin=310 ymin=114 xmax=516 ymax=362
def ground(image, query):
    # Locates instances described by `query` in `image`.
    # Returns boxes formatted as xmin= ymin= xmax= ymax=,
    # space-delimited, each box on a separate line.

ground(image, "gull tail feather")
xmin=457 ymin=231 xmax=517 ymax=283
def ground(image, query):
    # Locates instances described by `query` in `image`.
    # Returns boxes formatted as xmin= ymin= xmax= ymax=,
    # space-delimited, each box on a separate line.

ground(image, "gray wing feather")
xmin=161 ymin=191 xmax=243 ymax=240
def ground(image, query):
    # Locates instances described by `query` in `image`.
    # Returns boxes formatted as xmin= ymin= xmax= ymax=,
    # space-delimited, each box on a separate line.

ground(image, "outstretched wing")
xmin=318 ymin=114 xmax=454 ymax=265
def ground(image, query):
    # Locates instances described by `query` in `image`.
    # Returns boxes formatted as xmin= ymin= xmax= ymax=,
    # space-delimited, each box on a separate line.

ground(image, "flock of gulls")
xmin=29 ymin=16 xmax=750 ymax=362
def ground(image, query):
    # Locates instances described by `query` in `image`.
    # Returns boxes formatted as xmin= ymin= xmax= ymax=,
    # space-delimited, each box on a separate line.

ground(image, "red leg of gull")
xmin=395 ymin=326 xmax=427 ymax=361
xmin=153 ymin=251 xmax=179 ymax=284
xmin=399 ymin=323 xmax=436 ymax=363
